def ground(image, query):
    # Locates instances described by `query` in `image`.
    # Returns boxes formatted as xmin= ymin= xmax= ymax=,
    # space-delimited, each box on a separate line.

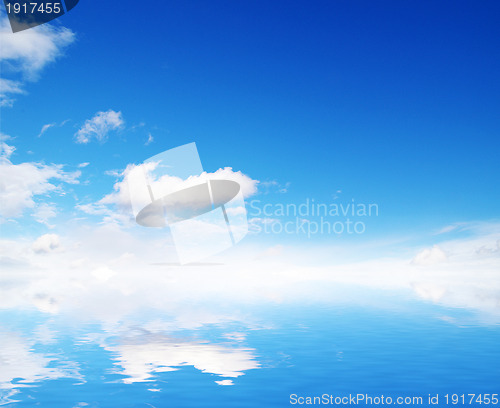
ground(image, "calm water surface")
xmin=1 ymin=288 xmax=499 ymax=407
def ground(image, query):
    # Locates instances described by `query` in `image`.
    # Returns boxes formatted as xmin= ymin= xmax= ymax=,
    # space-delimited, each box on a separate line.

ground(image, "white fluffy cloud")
xmin=74 ymin=164 xmax=259 ymax=231
xmin=0 ymin=140 xmax=80 ymax=219
xmin=0 ymin=12 xmax=75 ymax=106
xmin=74 ymin=110 xmax=124 ymax=143
xmin=411 ymin=245 xmax=448 ymax=265
xmin=32 ymin=233 xmax=61 ymax=253
xmin=207 ymin=167 xmax=259 ymax=198
xmin=98 ymin=164 xmax=258 ymax=212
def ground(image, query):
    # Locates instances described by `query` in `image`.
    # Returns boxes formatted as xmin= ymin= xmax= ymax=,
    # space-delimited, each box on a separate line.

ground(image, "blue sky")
xmin=1 ymin=3 xmax=500 ymax=402
xmin=1 ymin=0 xmax=499 ymax=245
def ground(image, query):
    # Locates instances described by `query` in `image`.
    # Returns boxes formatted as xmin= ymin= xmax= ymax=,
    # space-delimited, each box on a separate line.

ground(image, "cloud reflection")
xmin=0 ymin=329 xmax=80 ymax=403
xmin=103 ymin=333 xmax=259 ymax=384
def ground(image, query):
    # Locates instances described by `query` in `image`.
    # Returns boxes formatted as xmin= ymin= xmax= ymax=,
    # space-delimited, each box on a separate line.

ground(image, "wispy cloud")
xmin=37 ymin=119 xmax=70 ymax=138
xmin=74 ymin=110 xmax=124 ymax=144
xmin=104 ymin=169 xmax=122 ymax=177
xmin=0 ymin=132 xmax=16 ymax=159
xmin=0 ymin=140 xmax=80 ymax=220
xmin=0 ymin=78 xmax=24 ymax=107
xmin=259 ymin=180 xmax=290 ymax=194
xmin=33 ymin=203 xmax=58 ymax=227
xmin=38 ymin=123 xmax=55 ymax=137
xmin=145 ymin=132 xmax=154 ymax=146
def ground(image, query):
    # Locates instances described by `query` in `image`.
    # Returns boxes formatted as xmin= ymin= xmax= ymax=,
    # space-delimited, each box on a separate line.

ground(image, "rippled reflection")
xmin=104 ymin=333 xmax=259 ymax=384
xmin=1 ymin=297 xmax=500 ymax=407
xmin=0 ymin=315 xmax=262 ymax=405
xmin=0 ymin=329 xmax=80 ymax=405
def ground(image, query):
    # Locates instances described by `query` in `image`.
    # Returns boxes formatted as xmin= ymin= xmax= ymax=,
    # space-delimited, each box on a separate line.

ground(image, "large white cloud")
xmin=74 ymin=110 xmax=124 ymax=144
xmin=99 ymin=164 xmax=258 ymax=209
xmin=76 ymin=164 xmax=259 ymax=231
xmin=0 ymin=12 xmax=75 ymax=106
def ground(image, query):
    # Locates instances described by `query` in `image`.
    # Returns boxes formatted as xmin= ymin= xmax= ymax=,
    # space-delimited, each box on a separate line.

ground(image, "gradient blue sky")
xmin=1 ymin=0 xmax=499 ymax=243
xmin=1 ymin=4 xmax=500 ymax=401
